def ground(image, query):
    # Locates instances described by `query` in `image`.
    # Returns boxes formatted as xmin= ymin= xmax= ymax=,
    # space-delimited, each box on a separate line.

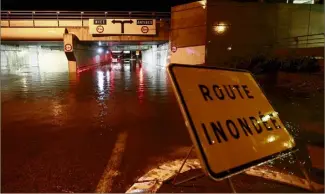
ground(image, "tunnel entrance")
xmin=0 ymin=40 xmax=169 ymax=76
xmin=73 ymin=41 xmax=169 ymax=72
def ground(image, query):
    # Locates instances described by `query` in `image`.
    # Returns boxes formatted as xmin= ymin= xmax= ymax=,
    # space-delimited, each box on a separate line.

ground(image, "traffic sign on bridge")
xmin=64 ymin=44 xmax=73 ymax=52
xmin=167 ymin=64 xmax=296 ymax=180
xmin=89 ymin=18 xmax=156 ymax=35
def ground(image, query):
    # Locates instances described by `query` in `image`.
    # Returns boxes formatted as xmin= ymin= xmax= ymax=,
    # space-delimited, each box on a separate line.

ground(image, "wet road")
xmin=1 ymin=62 xmax=324 ymax=192
xmin=2 ymin=63 xmax=192 ymax=192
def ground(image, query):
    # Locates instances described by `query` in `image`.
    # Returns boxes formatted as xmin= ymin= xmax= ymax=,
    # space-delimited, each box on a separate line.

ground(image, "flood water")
xmin=1 ymin=62 xmax=324 ymax=192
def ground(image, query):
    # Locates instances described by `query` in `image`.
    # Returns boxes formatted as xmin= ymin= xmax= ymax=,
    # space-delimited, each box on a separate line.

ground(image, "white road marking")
xmin=126 ymin=159 xmax=200 ymax=193
xmin=126 ymin=158 xmax=324 ymax=193
xmin=96 ymin=131 xmax=128 ymax=193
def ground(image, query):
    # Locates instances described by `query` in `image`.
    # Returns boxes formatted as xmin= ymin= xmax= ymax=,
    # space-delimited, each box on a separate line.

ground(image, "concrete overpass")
xmin=1 ymin=11 xmax=170 ymax=72
xmin=1 ymin=1 xmax=323 ymax=74
xmin=0 ymin=11 xmax=170 ymax=42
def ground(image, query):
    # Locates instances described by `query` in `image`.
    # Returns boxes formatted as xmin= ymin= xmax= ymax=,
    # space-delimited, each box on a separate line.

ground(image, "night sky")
xmin=2 ymin=0 xmax=197 ymax=11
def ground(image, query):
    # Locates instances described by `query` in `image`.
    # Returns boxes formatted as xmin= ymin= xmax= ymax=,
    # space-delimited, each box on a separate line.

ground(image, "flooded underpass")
xmin=1 ymin=61 xmax=324 ymax=192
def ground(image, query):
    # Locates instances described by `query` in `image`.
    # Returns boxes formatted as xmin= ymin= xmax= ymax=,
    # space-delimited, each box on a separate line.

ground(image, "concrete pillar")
xmin=68 ymin=61 xmax=77 ymax=72
xmin=63 ymin=32 xmax=112 ymax=71
xmin=63 ymin=33 xmax=77 ymax=73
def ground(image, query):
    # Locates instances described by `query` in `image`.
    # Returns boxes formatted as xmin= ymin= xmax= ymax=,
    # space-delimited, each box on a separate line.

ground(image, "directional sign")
xmin=111 ymin=19 xmax=133 ymax=34
xmin=94 ymin=19 xmax=107 ymax=25
xmin=89 ymin=18 xmax=156 ymax=35
xmin=167 ymin=64 xmax=296 ymax=180
xmin=137 ymin=20 xmax=153 ymax=25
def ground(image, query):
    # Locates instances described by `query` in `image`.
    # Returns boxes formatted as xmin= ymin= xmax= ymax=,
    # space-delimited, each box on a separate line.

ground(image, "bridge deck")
xmin=1 ymin=10 xmax=170 ymax=27
xmin=0 ymin=11 xmax=170 ymax=41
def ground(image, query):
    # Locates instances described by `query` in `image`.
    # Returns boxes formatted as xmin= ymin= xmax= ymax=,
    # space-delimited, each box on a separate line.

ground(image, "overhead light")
xmin=98 ymin=41 xmax=102 ymax=46
xmin=214 ymin=22 xmax=228 ymax=34
xmin=293 ymin=0 xmax=314 ymax=3
xmin=97 ymin=48 xmax=103 ymax=53
xmin=123 ymin=51 xmax=130 ymax=54
xmin=112 ymin=51 xmax=121 ymax=53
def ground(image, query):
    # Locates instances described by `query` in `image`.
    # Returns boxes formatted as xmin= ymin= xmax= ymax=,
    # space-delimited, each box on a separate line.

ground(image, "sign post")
xmin=167 ymin=64 xmax=296 ymax=182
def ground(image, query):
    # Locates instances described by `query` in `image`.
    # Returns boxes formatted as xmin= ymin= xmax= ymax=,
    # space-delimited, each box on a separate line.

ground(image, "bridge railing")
xmin=273 ymin=33 xmax=325 ymax=48
xmin=1 ymin=10 xmax=171 ymax=20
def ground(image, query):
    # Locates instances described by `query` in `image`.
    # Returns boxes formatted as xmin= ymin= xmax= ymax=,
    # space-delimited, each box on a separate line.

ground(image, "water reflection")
xmin=137 ymin=67 xmax=145 ymax=103
xmin=124 ymin=63 xmax=131 ymax=90
xmin=1 ymin=61 xmax=323 ymax=192
xmin=97 ymin=71 xmax=105 ymax=94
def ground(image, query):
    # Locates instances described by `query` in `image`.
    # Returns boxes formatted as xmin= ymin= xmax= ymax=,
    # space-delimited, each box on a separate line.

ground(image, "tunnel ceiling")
xmin=82 ymin=41 xmax=168 ymax=46
xmin=82 ymin=41 xmax=168 ymax=51
xmin=1 ymin=40 xmax=168 ymax=51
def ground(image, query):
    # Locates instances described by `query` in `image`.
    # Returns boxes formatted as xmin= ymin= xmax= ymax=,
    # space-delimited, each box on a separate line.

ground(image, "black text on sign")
xmin=167 ymin=64 xmax=296 ymax=181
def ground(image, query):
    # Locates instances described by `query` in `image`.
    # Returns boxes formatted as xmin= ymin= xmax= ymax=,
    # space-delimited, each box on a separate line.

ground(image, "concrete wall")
xmin=1 ymin=28 xmax=66 ymax=41
xmin=63 ymin=33 xmax=113 ymax=72
xmin=205 ymin=2 xmax=324 ymax=66
xmin=1 ymin=20 xmax=88 ymax=27
xmin=170 ymin=1 xmax=207 ymax=65
xmin=74 ymin=45 xmax=112 ymax=68
xmin=142 ymin=43 xmax=169 ymax=66
xmin=169 ymin=1 xmax=324 ymax=66
xmin=170 ymin=45 xmax=206 ymax=65
xmin=0 ymin=21 xmax=169 ymax=42
xmin=66 ymin=21 xmax=169 ymax=41
xmin=1 ymin=43 xmax=68 ymax=74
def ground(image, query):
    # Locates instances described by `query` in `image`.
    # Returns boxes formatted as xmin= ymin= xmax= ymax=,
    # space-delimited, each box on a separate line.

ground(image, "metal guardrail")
xmin=1 ymin=10 xmax=171 ymax=20
xmin=274 ymin=33 xmax=325 ymax=48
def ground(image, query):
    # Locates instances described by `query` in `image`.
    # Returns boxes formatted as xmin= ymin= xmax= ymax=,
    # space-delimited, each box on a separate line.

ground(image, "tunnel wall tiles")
xmin=1 ymin=44 xmax=68 ymax=74
xmin=142 ymin=43 xmax=169 ymax=67
xmin=205 ymin=2 xmax=325 ymax=66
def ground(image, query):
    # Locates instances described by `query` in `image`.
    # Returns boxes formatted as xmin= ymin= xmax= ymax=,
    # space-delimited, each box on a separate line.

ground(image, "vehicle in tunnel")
xmin=112 ymin=58 xmax=119 ymax=63
xmin=121 ymin=51 xmax=131 ymax=63
xmin=111 ymin=52 xmax=121 ymax=63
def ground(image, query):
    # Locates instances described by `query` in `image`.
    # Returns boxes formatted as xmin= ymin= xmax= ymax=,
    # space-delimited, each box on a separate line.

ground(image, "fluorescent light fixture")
xmin=123 ymin=50 xmax=130 ymax=54
xmin=293 ymin=0 xmax=314 ymax=3
xmin=112 ymin=51 xmax=122 ymax=53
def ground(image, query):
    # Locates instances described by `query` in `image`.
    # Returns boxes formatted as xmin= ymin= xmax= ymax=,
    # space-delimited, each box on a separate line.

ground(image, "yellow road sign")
xmin=167 ymin=64 xmax=296 ymax=180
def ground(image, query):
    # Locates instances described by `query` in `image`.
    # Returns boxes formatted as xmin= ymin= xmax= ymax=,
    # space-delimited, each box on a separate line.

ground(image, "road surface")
xmin=1 ymin=62 xmax=323 ymax=192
